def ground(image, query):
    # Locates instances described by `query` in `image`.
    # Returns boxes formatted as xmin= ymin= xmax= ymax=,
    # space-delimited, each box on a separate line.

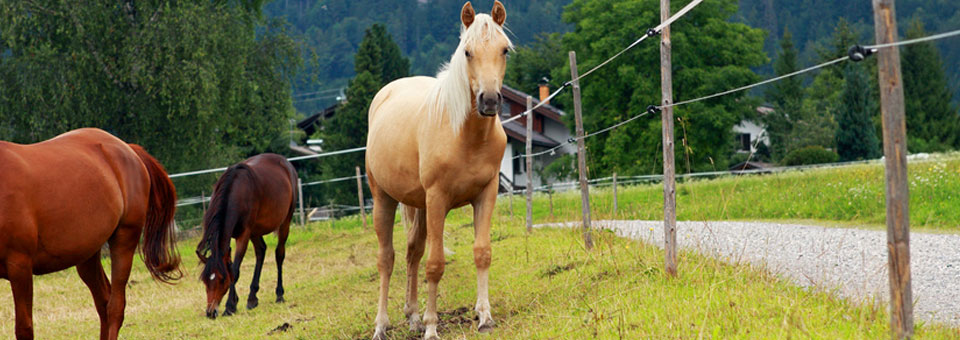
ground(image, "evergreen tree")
xmin=902 ymin=18 xmax=960 ymax=152
xmin=312 ymin=23 xmax=409 ymax=205
xmin=835 ymin=63 xmax=880 ymax=161
xmin=762 ymin=28 xmax=804 ymax=159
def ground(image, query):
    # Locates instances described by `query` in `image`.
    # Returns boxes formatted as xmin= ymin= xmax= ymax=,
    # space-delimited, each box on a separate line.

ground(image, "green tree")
xmin=505 ymin=33 xmax=567 ymax=98
xmin=312 ymin=23 xmax=409 ymax=204
xmin=762 ymin=28 xmax=805 ymax=159
xmin=555 ymin=0 xmax=766 ymax=175
xmin=902 ymin=18 xmax=960 ymax=152
xmin=835 ymin=63 xmax=880 ymax=161
xmin=0 ymin=1 xmax=300 ymax=199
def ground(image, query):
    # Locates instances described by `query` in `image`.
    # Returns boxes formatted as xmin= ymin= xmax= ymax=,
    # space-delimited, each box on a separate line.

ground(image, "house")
xmin=295 ymin=85 xmax=575 ymax=192
xmin=498 ymin=84 xmax=575 ymax=192
xmin=732 ymin=106 xmax=772 ymax=154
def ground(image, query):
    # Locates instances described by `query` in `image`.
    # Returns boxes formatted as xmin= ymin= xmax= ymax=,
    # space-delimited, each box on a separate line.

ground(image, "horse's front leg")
xmin=470 ymin=179 xmax=499 ymax=332
xmin=223 ymin=234 xmax=250 ymax=317
xmin=423 ymin=192 xmax=451 ymax=340
xmin=8 ymin=254 xmax=35 ymax=340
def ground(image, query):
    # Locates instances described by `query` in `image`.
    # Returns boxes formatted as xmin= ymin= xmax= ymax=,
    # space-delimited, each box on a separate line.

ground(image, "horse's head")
xmin=459 ymin=1 xmax=510 ymax=117
xmin=198 ymin=243 xmax=233 ymax=319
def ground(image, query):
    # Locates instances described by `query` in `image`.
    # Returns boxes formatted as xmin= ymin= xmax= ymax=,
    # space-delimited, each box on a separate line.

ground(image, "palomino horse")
xmin=365 ymin=2 xmax=511 ymax=339
xmin=0 ymin=128 xmax=181 ymax=340
xmin=195 ymin=153 xmax=296 ymax=319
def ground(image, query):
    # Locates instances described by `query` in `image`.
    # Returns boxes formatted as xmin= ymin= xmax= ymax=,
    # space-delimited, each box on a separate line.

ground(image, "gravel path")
xmin=540 ymin=220 xmax=960 ymax=325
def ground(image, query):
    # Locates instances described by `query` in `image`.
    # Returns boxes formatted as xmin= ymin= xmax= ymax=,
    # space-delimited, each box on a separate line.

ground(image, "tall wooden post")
xmin=872 ymin=0 xmax=913 ymax=337
xmin=356 ymin=166 xmax=368 ymax=229
xmin=297 ymin=177 xmax=305 ymax=226
xmin=525 ymin=95 xmax=535 ymax=233
xmin=612 ymin=172 xmax=618 ymax=217
xmin=569 ymin=50 xmax=594 ymax=250
xmin=660 ymin=0 xmax=678 ymax=277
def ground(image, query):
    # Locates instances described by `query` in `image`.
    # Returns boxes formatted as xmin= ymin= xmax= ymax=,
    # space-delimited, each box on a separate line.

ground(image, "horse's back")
xmin=366 ymin=76 xmax=437 ymax=206
xmin=0 ymin=128 xmax=148 ymax=274
xmin=243 ymin=153 xmax=296 ymax=234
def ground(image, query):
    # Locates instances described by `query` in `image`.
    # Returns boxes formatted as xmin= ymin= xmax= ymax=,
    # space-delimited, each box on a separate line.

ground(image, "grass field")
xmin=2 ymin=155 xmax=959 ymax=339
xmin=511 ymin=153 xmax=960 ymax=231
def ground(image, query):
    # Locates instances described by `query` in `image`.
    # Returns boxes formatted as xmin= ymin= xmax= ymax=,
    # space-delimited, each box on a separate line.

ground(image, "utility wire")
xmin=866 ymin=28 xmax=960 ymax=49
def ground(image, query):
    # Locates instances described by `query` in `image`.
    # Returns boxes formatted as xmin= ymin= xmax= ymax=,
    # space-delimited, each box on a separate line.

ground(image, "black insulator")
xmin=647 ymin=105 xmax=662 ymax=115
xmin=848 ymin=45 xmax=875 ymax=62
xmin=647 ymin=28 xmax=661 ymax=37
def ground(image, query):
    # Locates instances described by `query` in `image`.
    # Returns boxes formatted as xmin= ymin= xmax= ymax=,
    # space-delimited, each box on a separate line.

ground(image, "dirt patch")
xmin=268 ymin=322 xmax=292 ymax=335
xmin=540 ymin=262 xmax=578 ymax=278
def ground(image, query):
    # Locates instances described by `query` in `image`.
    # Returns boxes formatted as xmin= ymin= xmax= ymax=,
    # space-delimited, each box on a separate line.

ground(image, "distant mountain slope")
xmin=265 ymin=0 xmax=959 ymax=114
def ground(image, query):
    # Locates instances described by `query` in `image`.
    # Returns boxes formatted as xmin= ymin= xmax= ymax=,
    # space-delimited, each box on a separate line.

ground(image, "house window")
xmin=736 ymin=133 xmax=751 ymax=151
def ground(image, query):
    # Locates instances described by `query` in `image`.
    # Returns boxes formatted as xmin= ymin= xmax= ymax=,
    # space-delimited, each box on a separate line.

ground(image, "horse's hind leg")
xmin=247 ymin=236 xmax=267 ymax=310
xmin=7 ymin=254 xmax=35 ymax=340
xmin=371 ymin=183 xmax=399 ymax=340
xmin=403 ymin=206 xmax=427 ymax=331
xmin=470 ymin=179 xmax=500 ymax=333
xmin=223 ymin=233 xmax=250 ymax=316
xmin=274 ymin=225 xmax=289 ymax=303
xmin=105 ymin=225 xmax=140 ymax=340
xmin=77 ymin=251 xmax=111 ymax=339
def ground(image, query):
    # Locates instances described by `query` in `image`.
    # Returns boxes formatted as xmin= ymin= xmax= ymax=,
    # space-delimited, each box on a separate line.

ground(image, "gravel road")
xmin=541 ymin=220 xmax=960 ymax=325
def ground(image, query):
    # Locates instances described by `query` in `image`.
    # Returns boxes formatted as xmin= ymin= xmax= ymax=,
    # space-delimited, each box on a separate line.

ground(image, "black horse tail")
xmin=196 ymin=163 xmax=256 ymax=282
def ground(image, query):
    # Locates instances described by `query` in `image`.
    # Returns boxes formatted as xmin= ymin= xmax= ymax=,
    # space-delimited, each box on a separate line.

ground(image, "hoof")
xmin=205 ymin=309 xmax=218 ymax=319
xmin=372 ymin=328 xmax=388 ymax=340
xmin=407 ymin=319 xmax=423 ymax=332
xmin=222 ymin=308 xmax=236 ymax=317
xmin=246 ymin=299 xmax=259 ymax=310
xmin=276 ymin=296 xmax=286 ymax=303
xmin=477 ymin=319 xmax=496 ymax=333
xmin=424 ymin=334 xmax=441 ymax=340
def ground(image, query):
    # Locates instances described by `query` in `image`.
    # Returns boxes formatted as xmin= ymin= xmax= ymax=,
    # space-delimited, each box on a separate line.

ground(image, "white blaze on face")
xmin=209 ymin=273 xmax=216 ymax=281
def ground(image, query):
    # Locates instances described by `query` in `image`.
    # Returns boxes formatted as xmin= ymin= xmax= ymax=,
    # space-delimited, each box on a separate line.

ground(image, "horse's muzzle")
xmin=477 ymin=92 xmax=502 ymax=117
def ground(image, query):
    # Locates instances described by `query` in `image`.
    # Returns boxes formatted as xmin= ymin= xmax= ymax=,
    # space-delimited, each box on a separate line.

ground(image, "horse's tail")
xmin=399 ymin=204 xmax=426 ymax=243
xmin=197 ymin=163 xmax=255 ymax=281
xmin=129 ymin=144 xmax=183 ymax=284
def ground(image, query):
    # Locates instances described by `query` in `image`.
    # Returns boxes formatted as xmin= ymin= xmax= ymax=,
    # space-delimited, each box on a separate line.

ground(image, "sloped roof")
xmin=500 ymin=85 xmax=565 ymax=123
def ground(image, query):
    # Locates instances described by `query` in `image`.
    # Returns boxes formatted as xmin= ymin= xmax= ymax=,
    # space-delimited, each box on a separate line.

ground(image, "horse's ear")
xmin=491 ymin=1 xmax=506 ymax=26
xmin=461 ymin=2 xmax=475 ymax=29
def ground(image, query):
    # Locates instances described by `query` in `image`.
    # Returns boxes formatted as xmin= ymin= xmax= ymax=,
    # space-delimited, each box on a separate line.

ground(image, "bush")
xmin=781 ymin=146 xmax=839 ymax=166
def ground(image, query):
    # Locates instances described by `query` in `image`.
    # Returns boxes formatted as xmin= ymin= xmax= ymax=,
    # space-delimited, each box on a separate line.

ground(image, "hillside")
xmin=264 ymin=0 xmax=960 ymax=115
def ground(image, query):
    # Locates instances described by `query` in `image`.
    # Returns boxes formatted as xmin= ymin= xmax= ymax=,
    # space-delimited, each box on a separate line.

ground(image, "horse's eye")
xmin=502 ymin=48 xmax=509 ymax=55
xmin=465 ymin=50 xmax=471 ymax=58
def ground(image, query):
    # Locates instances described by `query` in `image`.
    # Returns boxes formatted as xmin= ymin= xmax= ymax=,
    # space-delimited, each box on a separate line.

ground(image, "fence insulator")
xmin=848 ymin=45 xmax=877 ymax=62
xmin=647 ymin=105 xmax=662 ymax=115
xmin=646 ymin=28 xmax=661 ymax=37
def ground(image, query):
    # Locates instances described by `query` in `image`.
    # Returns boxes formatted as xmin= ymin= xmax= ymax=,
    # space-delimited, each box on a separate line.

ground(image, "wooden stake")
xmin=612 ymin=172 xmax=618 ymax=217
xmin=526 ymin=95 xmax=534 ymax=233
xmin=297 ymin=177 xmax=305 ymax=226
xmin=356 ymin=166 xmax=368 ymax=229
xmin=872 ymin=0 xmax=913 ymax=337
xmin=569 ymin=50 xmax=594 ymax=250
xmin=660 ymin=0 xmax=678 ymax=277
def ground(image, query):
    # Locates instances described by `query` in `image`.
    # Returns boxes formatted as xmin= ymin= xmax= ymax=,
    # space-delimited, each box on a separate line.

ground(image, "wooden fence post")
xmin=569 ymin=50 xmax=594 ymax=250
xmin=298 ymin=177 xmax=305 ymax=226
xmin=612 ymin=172 xmax=618 ymax=217
xmin=356 ymin=166 xmax=368 ymax=229
xmin=660 ymin=0 xmax=678 ymax=277
xmin=872 ymin=0 xmax=913 ymax=337
xmin=526 ymin=95 xmax=534 ymax=233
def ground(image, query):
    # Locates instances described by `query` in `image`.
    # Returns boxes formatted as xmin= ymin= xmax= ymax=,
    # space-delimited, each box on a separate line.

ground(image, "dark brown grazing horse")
xmin=195 ymin=153 xmax=296 ymax=319
xmin=0 ymin=128 xmax=182 ymax=340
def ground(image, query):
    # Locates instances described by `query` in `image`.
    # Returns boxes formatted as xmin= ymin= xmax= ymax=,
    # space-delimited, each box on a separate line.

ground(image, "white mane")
xmin=424 ymin=14 xmax=513 ymax=135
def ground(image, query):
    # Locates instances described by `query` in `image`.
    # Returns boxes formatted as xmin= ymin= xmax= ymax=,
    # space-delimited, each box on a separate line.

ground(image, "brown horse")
xmin=195 ymin=153 xmax=296 ymax=319
xmin=0 ymin=128 xmax=181 ymax=340
xmin=365 ymin=2 xmax=511 ymax=339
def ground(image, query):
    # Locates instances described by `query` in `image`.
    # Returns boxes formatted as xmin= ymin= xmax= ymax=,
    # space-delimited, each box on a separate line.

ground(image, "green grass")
xmin=506 ymin=153 xmax=960 ymax=230
xmin=2 ymin=210 xmax=959 ymax=339
xmin=2 ymin=154 xmax=959 ymax=339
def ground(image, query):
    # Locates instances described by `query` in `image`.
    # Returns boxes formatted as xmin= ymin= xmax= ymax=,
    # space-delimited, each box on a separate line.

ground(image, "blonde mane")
xmin=424 ymin=13 xmax=513 ymax=135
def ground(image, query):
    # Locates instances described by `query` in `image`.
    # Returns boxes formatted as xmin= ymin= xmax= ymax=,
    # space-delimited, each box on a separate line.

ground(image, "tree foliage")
xmin=835 ymin=63 xmax=880 ymax=161
xmin=0 ymin=1 xmax=300 ymax=198
xmin=554 ymin=0 xmax=766 ymax=175
xmin=902 ymin=17 xmax=960 ymax=152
